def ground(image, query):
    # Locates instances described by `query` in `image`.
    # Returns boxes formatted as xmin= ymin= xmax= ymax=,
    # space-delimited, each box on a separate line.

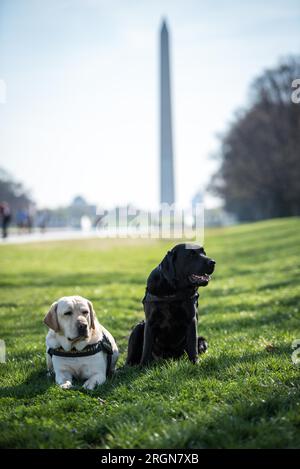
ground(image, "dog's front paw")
xmin=139 ymin=360 xmax=150 ymax=367
xmin=198 ymin=336 xmax=208 ymax=354
xmin=190 ymin=356 xmax=199 ymax=365
xmin=59 ymin=380 xmax=72 ymax=390
xmin=83 ymin=374 xmax=106 ymax=390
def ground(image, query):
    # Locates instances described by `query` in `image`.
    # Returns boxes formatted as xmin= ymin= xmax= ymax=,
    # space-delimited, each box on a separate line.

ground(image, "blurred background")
xmin=0 ymin=0 xmax=299 ymax=238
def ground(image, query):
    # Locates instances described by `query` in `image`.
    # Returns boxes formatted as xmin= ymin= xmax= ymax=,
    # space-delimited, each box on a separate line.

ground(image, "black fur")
xmin=126 ymin=243 xmax=215 ymax=366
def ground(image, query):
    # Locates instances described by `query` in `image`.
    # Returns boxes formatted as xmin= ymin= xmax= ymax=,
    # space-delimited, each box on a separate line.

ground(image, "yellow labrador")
xmin=44 ymin=296 xmax=119 ymax=390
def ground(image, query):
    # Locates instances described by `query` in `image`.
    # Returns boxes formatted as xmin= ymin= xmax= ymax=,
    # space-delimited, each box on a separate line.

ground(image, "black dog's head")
xmin=160 ymin=243 xmax=215 ymax=289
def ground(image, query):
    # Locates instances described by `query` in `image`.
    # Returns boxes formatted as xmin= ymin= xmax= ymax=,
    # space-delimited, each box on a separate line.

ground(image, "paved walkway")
xmin=0 ymin=229 xmax=98 ymax=245
xmin=0 ymin=227 xmax=196 ymax=245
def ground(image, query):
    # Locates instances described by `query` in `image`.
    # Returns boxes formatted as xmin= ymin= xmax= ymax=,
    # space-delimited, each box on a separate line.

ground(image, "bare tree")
xmin=0 ymin=167 xmax=33 ymax=215
xmin=211 ymin=56 xmax=300 ymax=221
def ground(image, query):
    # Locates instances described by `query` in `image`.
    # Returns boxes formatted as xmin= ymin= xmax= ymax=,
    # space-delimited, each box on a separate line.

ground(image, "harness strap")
xmin=143 ymin=291 xmax=199 ymax=304
xmin=47 ymin=334 xmax=114 ymax=378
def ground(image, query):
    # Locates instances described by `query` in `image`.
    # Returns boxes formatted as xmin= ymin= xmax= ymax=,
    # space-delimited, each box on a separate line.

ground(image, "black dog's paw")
xmin=139 ymin=358 xmax=153 ymax=367
xmin=198 ymin=336 xmax=208 ymax=354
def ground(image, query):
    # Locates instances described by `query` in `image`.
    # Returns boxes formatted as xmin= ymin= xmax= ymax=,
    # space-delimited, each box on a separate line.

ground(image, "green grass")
xmin=0 ymin=218 xmax=300 ymax=448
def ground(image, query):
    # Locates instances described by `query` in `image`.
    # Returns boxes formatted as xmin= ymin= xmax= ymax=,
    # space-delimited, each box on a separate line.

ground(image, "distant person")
xmin=27 ymin=205 xmax=35 ymax=233
xmin=16 ymin=209 xmax=27 ymax=234
xmin=37 ymin=210 xmax=49 ymax=233
xmin=0 ymin=202 xmax=11 ymax=238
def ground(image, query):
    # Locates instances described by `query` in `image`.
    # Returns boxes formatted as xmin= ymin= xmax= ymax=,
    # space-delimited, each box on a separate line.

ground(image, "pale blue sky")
xmin=0 ymin=0 xmax=299 ymax=210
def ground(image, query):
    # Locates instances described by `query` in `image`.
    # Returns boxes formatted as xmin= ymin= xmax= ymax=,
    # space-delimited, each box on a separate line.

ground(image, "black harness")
xmin=47 ymin=334 xmax=114 ymax=378
xmin=143 ymin=290 xmax=199 ymax=305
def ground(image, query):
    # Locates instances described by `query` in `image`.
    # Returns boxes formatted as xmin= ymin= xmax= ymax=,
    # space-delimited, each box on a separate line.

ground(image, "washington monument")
xmin=160 ymin=20 xmax=175 ymax=205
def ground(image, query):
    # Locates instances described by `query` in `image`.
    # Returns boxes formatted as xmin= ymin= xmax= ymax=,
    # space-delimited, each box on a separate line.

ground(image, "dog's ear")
xmin=44 ymin=302 xmax=60 ymax=332
xmin=87 ymin=300 xmax=96 ymax=330
xmin=160 ymin=250 xmax=177 ymax=288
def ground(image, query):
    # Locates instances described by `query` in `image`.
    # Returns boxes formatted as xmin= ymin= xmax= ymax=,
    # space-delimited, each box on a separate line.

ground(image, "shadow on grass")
xmin=256 ymin=277 xmax=300 ymax=291
xmin=0 ymin=312 xmax=47 ymax=339
xmin=1 ymin=360 xmax=297 ymax=449
xmin=199 ymin=345 xmax=291 ymax=376
xmin=72 ymin=349 xmax=298 ymax=448
xmin=0 ymin=361 xmax=153 ymax=407
xmin=0 ymin=302 xmax=21 ymax=308
xmin=0 ymin=368 xmax=53 ymax=399
xmin=210 ymin=275 xmax=300 ymax=298
xmin=69 ymin=344 xmax=291 ymax=401
xmin=160 ymin=382 xmax=300 ymax=448
xmin=0 ymin=271 xmax=146 ymax=288
xmin=204 ymin=306 xmax=299 ymax=333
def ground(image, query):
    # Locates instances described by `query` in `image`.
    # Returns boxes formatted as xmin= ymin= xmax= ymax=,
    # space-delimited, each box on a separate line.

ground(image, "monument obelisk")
xmin=160 ymin=20 xmax=175 ymax=205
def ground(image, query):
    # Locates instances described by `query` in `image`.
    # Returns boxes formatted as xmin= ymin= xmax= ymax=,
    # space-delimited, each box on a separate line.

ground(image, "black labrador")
xmin=126 ymin=243 xmax=215 ymax=366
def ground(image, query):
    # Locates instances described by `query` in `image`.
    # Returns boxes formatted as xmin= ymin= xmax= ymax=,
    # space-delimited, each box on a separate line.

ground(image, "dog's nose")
xmin=209 ymin=259 xmax=216 ymax=266
xmin=77 ymin=323 xmax=88 ymax=336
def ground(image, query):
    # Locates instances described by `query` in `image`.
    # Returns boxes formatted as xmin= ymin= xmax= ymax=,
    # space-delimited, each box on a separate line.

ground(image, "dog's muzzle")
xmin=77 ymin=322 xmax=88 ymax=337
xmin=189 ymin=260 xmax=215 ymax=286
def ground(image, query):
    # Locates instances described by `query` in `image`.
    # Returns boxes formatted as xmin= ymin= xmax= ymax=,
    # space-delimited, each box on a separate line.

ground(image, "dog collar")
xmin=47 ymin=334 xmax=113 ymax=377
xmin=143 ymin=290 xmax=199 ymax=304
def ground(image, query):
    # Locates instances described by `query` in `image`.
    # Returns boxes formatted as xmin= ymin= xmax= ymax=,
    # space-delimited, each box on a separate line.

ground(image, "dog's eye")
xmin=82 ymin=310 xmax=89 ymax=315
xmin=64 ymin=311 xmax=72 ymax=316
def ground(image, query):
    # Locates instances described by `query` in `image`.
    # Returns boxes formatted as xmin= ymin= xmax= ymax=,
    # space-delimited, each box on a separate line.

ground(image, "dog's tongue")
xmin=190 ymin=273 xmax=210 ymax=282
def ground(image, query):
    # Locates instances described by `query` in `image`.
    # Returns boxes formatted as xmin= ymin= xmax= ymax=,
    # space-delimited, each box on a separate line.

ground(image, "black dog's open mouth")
xmin=189 ymin=273 xmax=211 ymax=285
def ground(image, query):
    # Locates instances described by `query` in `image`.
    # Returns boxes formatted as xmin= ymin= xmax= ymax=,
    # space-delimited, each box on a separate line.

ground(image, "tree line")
xmin=0 ymin=167 xmax=33 ymax=212
xmin=210 ymin=56 xmax=300 ymax=221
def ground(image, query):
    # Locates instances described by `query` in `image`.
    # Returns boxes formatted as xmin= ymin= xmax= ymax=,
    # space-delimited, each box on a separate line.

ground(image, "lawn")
xmin=0 ymin=217 xmax=299 ymax=449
